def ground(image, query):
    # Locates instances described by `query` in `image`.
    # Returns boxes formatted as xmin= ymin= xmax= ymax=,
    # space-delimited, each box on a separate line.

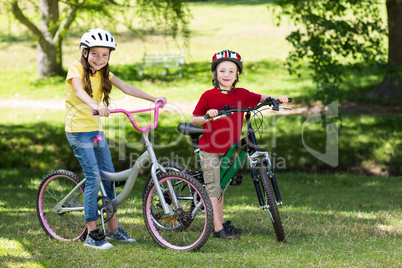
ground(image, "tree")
xmin=367 ymin=0 xmax=402 ymax=98
xmin=272 ymin=0 xmax=401 ymax=105
xmin=7 ymin=0 xmax=190 ymax=78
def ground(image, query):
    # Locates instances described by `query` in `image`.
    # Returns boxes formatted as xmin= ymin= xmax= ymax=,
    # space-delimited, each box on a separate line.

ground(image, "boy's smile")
xmin=216 ymin=61 xmax=239 ymax=93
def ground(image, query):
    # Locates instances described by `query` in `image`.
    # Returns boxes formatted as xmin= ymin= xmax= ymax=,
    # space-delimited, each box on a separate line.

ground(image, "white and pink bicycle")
xmin=36 ymin=101 xmax=213 ymax=251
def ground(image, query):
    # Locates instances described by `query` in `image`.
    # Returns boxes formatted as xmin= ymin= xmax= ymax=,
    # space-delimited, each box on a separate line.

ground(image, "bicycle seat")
xmin=177 ymin=123 xmax=204 ymax=139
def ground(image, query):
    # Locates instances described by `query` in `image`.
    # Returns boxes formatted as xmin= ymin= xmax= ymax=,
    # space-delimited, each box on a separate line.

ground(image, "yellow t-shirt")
xmin=65 ymin=59 xmax=113 ymax=132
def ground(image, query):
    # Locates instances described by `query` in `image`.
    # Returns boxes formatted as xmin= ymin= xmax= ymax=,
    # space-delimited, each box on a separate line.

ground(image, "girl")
xmin=65 ymin=28 xmax=167 ymax=250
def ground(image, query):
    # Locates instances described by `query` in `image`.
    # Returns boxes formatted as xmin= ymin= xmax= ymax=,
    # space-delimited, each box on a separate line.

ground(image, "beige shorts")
xmin=199 ymin=150 xmax=224 ymax=198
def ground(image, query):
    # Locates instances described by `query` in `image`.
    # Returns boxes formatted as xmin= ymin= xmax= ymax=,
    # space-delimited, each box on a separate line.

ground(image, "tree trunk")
xmin=367 ymin=0 xmax=402 ymax=98
xmin=37 ymin=41 xmax=63 ymax=78
xmin=37 ymin=0 xmax=63 ymax=77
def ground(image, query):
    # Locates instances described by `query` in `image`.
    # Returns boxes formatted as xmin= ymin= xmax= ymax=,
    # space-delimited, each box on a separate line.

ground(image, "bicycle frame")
xmin=186 ymin=98 xmax=292 ymax=206
xmin=216 ymin=112 xmax=282 ymax=205
xmin=37 ymin=101 xmax=215 ymax=250
xmin=56 ymin=102 xmax=177 ymax=219
xmin=172 ymin=97 xmax=290 ymax=242
xmin=98 ymin=132 xmax=179 ymax=215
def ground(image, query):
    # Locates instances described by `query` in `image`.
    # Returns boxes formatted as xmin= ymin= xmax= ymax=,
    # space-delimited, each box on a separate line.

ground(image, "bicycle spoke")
xmin=36 ymin=170 xmax=86 ymax=241
xmin=143 ymin=171 xmax=213 ymax=251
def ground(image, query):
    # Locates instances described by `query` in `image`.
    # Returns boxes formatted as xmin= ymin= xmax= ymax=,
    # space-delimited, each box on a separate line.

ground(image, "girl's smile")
xmin=84 ymin=47 xmax=111 ymax=72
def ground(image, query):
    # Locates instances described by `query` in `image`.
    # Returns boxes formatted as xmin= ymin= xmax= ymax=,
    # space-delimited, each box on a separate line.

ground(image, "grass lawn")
xmin=0 ymin=170 xmax=400 ymax=267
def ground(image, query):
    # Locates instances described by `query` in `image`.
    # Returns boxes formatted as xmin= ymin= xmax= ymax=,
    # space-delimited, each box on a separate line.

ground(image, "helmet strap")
xmin=83 ymin=48 xmax=96 ymax=76
xmin=219 ymin=88 xmax=232 ymax=93
xmin=231 ymin=74 xmax=239 ymax=89
xmin=213 ymin=69 xmax=239 ymax=94
xmin=213 ymin=70 xmax=230 ymax=93
xmin=212 ymin=69 xmax=221 ymax=91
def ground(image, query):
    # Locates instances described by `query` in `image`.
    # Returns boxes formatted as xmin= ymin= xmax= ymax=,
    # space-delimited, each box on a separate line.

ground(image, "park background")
xmin=0 ymin=0 xmax=401 ymax=267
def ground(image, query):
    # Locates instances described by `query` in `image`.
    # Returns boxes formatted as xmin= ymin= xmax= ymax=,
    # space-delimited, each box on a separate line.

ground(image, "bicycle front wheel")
xmin=258 ymin=166 xmax=285 ymax=242
xmin=143 ymin=171 xmax=213 ymax=251
xmin=36 ymin=170 xmax=87 ymax=241
xmin=142 ymin=161 xmax=188 ymax=200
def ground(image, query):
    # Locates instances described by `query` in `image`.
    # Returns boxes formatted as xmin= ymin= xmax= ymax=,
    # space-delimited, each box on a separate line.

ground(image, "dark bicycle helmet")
xmin=211 ymin=50 xmax=243 ymax=74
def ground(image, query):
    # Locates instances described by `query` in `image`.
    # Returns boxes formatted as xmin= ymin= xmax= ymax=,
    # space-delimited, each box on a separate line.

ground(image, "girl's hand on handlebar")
xmin=155 ymin=97 xmax=167 ymax=107
xmin=276 ymin=95 xmax=289 ymax=104
xmin=96 ymin=105 xmax=110 ymax=117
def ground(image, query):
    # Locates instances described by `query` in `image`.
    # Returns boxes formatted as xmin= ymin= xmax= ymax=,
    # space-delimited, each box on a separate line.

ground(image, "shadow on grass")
xmin=0 ymin=168 xmax=400 ymax=268
xmin=1 ymin=111 xmax=402 ymax=191
xmin=256 ymin=114 xmax=402 ymax=176
xmin=111 ymin=60 xmax=211 ymax=83
xmin=0 ymin=115 xmax=196 ymax=187
xmin=188 ymin=0 xmax=275 ymax=6
xmin=222 ymin=173 xmax=401 ymax=242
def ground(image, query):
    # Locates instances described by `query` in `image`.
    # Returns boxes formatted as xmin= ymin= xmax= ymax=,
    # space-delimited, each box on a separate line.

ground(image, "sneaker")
xmin=106 ymin=226 xmax=136 ymax=243
xmin=84 ymin=237 xmax=113 ymax=250
xmin=212 ymin=228 xmax=240 ymax=239
xmin=223 ymin=220 xmax=243 ymax=234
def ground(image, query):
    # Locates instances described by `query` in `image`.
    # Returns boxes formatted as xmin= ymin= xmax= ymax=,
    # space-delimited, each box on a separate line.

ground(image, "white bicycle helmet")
xmin=211 ymin=50 xmax=243 ymax=74
xmin=79 ymin=28 xmax=117 ymax=55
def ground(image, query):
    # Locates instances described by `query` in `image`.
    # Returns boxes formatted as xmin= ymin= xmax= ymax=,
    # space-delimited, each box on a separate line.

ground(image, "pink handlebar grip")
xmin=156 ymin=99 xmax=165 ymax=107
xmin=92 ymin=103 xmax=163 ymax=132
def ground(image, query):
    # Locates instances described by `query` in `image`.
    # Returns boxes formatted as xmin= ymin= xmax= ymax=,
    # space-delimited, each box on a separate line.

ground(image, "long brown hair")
xmin=80 ymin=53 xmax=112 ymax=107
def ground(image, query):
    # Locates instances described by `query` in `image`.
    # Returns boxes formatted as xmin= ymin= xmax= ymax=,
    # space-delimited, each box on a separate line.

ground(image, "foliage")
xmin=4 ymin=0 xmax=191 ymax=77
xmin=4 ymin=0 xmax=191 ymax=40
xmin=272 ymin=0 xmax=387 ymax=107
xmin=135 ymin=0 xmax=191 ymax=42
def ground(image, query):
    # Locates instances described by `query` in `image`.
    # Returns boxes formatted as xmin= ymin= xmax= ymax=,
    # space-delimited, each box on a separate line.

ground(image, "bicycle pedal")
xmin=230 ymin=175 xmax=242 ymax=186
xmin=191 ymin=140 xmax=200 ymax=149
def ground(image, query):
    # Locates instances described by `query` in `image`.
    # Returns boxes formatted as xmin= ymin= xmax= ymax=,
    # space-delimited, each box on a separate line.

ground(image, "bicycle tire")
xmin=143 ymin=170 xmax=213 ymax=251
xmin=36 ymin=169 xmax=87 ymax=241
xmin=142 ymin=162 xmax=188 ymax=200
xmin=143 ymin=161 xmax=203 ymax=230
xmin=258 ymin=166 xmax=285 ymax=242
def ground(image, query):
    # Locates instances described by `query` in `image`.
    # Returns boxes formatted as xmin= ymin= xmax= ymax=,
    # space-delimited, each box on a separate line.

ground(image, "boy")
xmin=191 ymin=50 xmax=288 ymax=239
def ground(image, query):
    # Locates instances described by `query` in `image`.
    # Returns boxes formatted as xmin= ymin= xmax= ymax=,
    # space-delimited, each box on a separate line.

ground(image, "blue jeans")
xmin=66 ymin=131 xmax=115 ymax=222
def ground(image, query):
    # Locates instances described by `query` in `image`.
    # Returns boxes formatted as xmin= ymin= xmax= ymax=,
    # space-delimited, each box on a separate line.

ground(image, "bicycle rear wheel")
xmin=143 ymin=171 xmax=213 ymax=251
xmin=36 ymin=170 xmax=87 ymax=241
xmin=258 ymin=166 xmax=285 ymax=242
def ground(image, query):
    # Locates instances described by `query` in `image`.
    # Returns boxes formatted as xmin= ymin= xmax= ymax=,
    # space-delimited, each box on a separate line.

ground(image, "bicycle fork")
xmin=144 ymin=132 xmax=179 ymax=216
xmin=248 ymin=151 xmax=283 ymax=207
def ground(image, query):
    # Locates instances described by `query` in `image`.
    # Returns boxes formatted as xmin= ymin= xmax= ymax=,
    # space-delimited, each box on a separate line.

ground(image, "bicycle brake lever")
xmin=204 ymin=112 xmax=233 ymax=120
xmin=270 ymin=106 xmax=292 ymax=111
xmin=213 ymin=113 xmax=233 ymax=120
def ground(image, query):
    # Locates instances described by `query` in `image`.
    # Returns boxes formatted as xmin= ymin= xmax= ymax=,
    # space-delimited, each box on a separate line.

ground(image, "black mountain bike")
xmin=144 ymin=97 xmax=292 ymax=242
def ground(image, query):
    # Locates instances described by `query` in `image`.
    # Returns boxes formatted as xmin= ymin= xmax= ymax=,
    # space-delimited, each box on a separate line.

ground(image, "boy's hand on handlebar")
xmin=206 ymin=109 xmax=219 ymax=119
xmin=276 ymin=95 xmax=289 ymax=104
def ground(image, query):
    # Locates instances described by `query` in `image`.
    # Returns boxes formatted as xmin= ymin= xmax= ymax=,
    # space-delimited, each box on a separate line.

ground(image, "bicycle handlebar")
xmin=92 ymin=100 xmax=165 ymax=132
xmin=203 ymin=97 xmax=293 ymax=119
